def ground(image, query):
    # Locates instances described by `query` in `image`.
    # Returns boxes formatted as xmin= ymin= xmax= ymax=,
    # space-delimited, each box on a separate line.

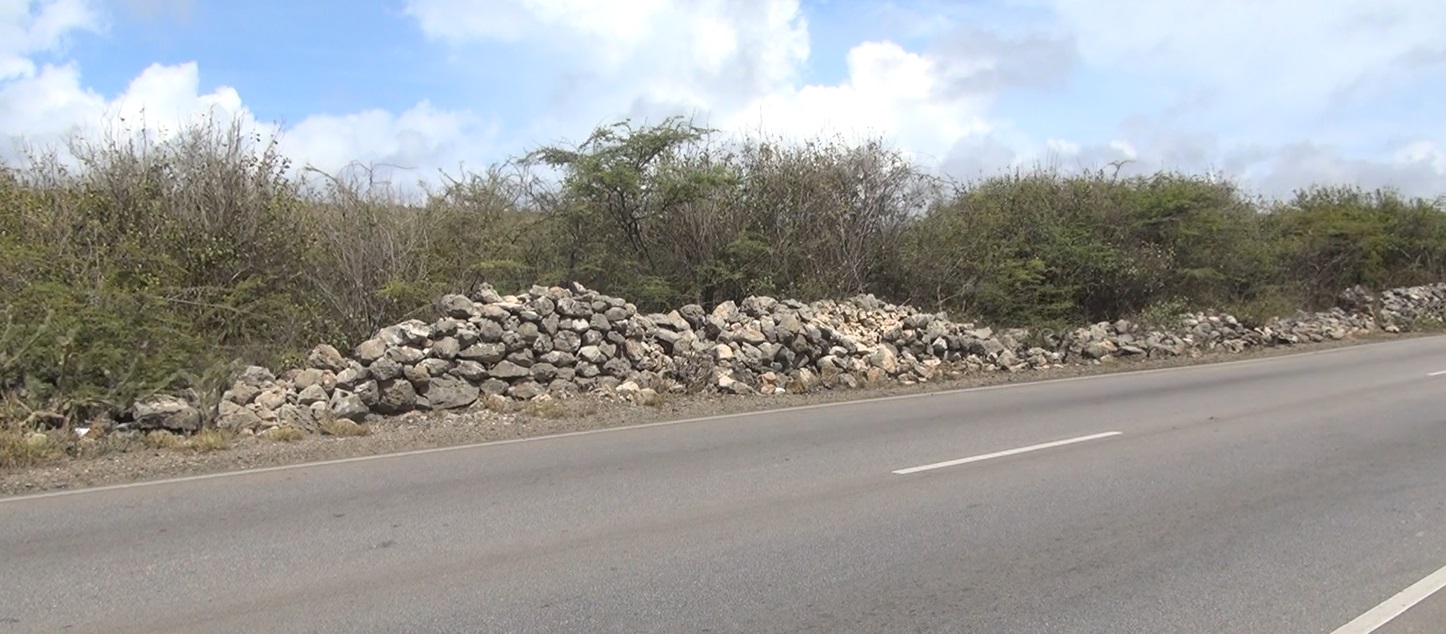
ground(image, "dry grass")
xmin=266 ymin=426 xmax=306 ymax=442
xmin=0 ymin=429 xmax=64 ymax=469
xmin=481 ymin=394 xmax=520 ymax=414
xmin=318 ymin=416 xmax=371 ymax=437
xmin=142 ymin=428 xmax=233 ymax=453
xmin=634 ymin=390 xmax=669 ymax=407
xmin=143 ymin=429 xmax=187 ymax=450
xmin=523 ymin=399 xmax=571 ymax=420
xmin=187 ymin=428 xmax=233 ymax=453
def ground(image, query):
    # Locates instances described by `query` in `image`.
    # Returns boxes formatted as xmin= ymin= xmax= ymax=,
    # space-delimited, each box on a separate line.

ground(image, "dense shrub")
xmin=2 ymin=114 xmax=1443 ymax=423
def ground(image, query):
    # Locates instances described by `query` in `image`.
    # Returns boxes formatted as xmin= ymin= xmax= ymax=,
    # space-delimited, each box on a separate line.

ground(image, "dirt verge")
xmin=1 ymin=332 xmax=1437 ymax=498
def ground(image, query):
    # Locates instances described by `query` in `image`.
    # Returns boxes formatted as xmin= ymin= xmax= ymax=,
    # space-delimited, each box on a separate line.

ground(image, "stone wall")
xmin=128 ymin=282 xmax=1446 ymax=433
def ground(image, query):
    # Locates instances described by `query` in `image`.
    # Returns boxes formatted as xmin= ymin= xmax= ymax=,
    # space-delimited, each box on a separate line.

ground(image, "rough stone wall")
xmin=125 ymin=282 xmax=1446 ymax=433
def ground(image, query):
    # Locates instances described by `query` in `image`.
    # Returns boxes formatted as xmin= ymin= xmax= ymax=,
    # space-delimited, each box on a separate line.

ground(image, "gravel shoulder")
xmin=1 ymin=332 xmax=1436 ymax=498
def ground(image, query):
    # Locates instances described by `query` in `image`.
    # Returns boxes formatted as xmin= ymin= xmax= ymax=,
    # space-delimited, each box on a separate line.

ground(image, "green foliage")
xmin=2 ymin=114 xmax=1444 ymax=426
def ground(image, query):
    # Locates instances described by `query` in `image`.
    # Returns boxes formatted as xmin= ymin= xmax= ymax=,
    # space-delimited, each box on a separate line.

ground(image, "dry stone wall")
xmin=126 ymin=282 xmax=1446 ymax=433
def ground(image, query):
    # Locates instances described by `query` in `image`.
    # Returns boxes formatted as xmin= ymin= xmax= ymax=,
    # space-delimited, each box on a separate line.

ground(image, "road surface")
xmin=4 ymin=336 xmax=1446 ymax=633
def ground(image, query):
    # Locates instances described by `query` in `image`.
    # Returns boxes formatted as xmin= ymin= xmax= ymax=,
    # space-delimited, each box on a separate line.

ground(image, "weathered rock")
xmin=508 ymin=380 xmax=545 ymax=400
xmin=329 ymin=390 xmax=369 ymax=421
xmin=490 ymin=360 xmax=531 ymax=380
xmin=355 ymin=380 xmax=381 ymax=407
xmin=132 ymin=396 xmax=202 ymax=432
xmin=459 ymin=342 xmax=506 ymax=364
xmin=425 ymin=376 xmax=480 ymax=410
xmin=307 ymin=344 xmax=348 ymax=372
xmin=297 ymin=384 xmax=329 ymax=406
xmin=439 ymin=294 xmax=476 ymax=318
xmin=217 ymin=400 xmax=265 ymax=431
xmin=375 ymin=379 xmax=418 ymax=414
xmin=231 ymin=367 xmax=274 ymax=392
xmin=369 ymin=356 xmax=403 ymax=382
xmin=479 ymin=379 xmax=509 ymax=396
xmin=431 ymin=337 xmax=461 ymax=360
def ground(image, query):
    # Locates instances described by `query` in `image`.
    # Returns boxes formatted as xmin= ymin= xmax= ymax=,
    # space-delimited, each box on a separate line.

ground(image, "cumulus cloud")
xmin=404 ymin=0 xmax=1036 ymax=169
xmin=0 ymin=0 xmax=100 ymax=81
xmin=280 ymin=102 xmax=499 ymax=183
xmin=1 ymin=0 xmax=1442 ymax=200
xmin=0 ymin=1 xmax=493 ymax=185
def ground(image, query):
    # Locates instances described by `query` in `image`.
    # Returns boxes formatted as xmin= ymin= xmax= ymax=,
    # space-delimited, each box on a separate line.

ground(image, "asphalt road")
xmin=4 ymin=336 xmax=1446 ymax=633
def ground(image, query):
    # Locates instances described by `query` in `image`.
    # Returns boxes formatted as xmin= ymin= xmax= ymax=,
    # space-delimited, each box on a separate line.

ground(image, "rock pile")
xmin=124 ymin=282 xmax=1446 ymax=433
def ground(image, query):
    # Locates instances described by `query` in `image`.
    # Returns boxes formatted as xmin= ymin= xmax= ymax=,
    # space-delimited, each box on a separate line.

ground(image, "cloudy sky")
xmin=3 ymin=0 xmax=1444 ymax=198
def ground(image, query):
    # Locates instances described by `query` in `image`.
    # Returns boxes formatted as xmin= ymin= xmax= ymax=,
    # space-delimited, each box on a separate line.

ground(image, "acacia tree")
xmin=522 ymin=116 xmax=737 ymax=308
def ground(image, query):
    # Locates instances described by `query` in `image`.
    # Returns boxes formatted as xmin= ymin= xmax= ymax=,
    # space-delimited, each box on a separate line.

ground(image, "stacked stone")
xmin=116 ymin=281 xmax=1446 ymax=433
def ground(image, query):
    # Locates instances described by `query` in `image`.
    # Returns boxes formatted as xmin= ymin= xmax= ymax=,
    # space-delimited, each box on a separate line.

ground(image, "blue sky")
xmin=2 ymin=0 xmax=1444 ymax=198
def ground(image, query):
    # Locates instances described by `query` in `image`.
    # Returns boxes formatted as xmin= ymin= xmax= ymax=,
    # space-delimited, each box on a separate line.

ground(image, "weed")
xmin=318 ymin=417 xmax=370 ymax=437
xmin=186 ymin=428 xmax=232 ymax=453
xmin=266 ymin=426 xmax=306 ymax=442
xmin=143 ymin=430 xmax=186 ymax=450
xmin=523 ymin=400 xmax=570 ymax=419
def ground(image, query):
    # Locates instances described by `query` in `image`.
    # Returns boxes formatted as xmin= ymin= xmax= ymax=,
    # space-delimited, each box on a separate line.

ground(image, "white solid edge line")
xmin=2 ymin=335 xmax=1440 ymax=504
xmin=1428 ymin=370 xmax=1446 ymax=377
xmin=892 ymin=431 xmax=1123 ymax=475
xmin=1330 ymin=562 xmax=1446 ymax=634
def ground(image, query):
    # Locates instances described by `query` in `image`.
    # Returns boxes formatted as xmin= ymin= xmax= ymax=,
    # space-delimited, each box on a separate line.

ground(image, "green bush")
xmin=1 ymin=114 xmax=1443 ymax=425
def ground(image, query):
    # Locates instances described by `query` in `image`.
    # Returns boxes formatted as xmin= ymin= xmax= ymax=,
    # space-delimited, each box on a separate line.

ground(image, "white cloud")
xmin=405 ymin=0 xmax=1005 ymax=168
xmin=1 ymin=0 xmax=1442 ymax=202
xmin=280 ymin=102 xmax=499 ymax=181
xmin=0 ymin=2 xmax=491 ymax=190
xmin=0 ymin=0 xmax=101 ymax=81
xmin=723 ymin=40 xmax=994 ymax=164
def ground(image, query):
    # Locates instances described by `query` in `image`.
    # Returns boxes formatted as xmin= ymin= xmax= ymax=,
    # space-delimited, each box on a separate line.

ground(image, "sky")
xmin=2 ymin=0 xmax=1445 ymax=199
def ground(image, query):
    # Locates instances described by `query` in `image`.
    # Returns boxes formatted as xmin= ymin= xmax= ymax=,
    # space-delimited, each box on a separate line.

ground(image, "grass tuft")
xmin=318 ymin=417 xmax=370 ymax=437
xmin=266 ymin=426 xmax=306 ymax=442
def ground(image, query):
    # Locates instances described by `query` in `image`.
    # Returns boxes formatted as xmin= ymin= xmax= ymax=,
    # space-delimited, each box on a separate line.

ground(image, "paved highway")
xmin=4 ymin=336 xmax=1446 ymax=633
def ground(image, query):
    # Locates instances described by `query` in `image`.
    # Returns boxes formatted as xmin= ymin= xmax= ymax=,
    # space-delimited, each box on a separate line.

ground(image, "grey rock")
xmin=387 ymin=346 xmax=426 ymax=365
xmin=554 ymin=330 xmax=582 ymax=353
xmin=431 ymin=337 xmax=461 ymax=360
xmin=403 ymin=363 xmax=431 ymax=390
xmin=505 ymin=350 xmax=535 ymax=367
xmin=540 ymin=350 xmax=576 ymax=367
xmin=452 ymin=360 xmax=489 ymax=382
xmin=356 ymin=380 xmax=380 ymax=407
xmin=478 ymin=304 xmax=510 ymax=322
xmin=475 ymin=319 xmax=505 ymax=342
xmin=354 ymin=338 xmax=388 ymax=364
xmin=217 ymin=400 xmax=265 ymax=432
xmin=375 ymin=379 xmax=418 ymax=414
xmin=517 ymin=321 xmax=541 ymax=343
xmin=472 ymin=285 xmax=503 ymax=304
xmin=369 ymin=356 xmax=403 ymax=382
xmin=417 ymin=357 xmax=453 ymax=378
xmin=459 ymin=343 xmax=506 ymax=364
xmin=329 ymin=390 xmax=369 ymax=421
xmin=132 ymin=396 xmax=202 ymax=432
xmin=307 ymin=344 xmax=347 ymax=372
xmin=425 ymin=376 xmax=479 ymax=410
xmin=490 ymin=360 xmax=531 ymax=379
xmin=508 ymin=381 xmax=546 ymax=400
xmin=578 ymin=345 xmax=608 ymax=365
xmin=531 ymin=362 xmax=559 ymax=382
xmin=297 ymin=384 xmax=329 ymax=406
xmin=439 ymin=293 xmax=475 ymax=318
